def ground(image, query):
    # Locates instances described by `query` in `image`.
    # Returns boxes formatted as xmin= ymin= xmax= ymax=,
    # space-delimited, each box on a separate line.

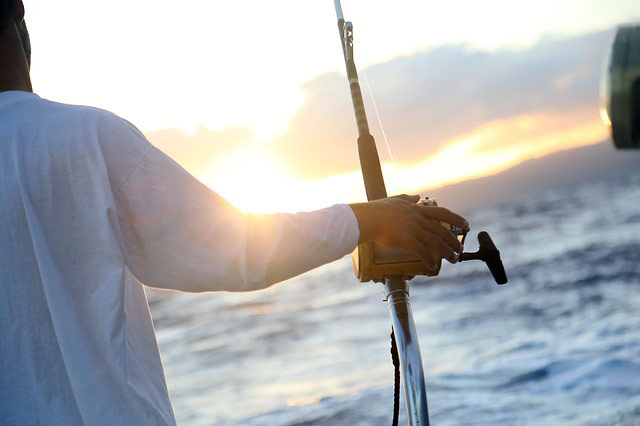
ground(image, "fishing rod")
xmin=331 ymin=2 xmax=508 ymax=425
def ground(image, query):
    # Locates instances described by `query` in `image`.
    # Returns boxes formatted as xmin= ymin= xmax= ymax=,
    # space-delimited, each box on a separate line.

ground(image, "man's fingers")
xmin=408 ymin=241 xmax=437 ymax=271
xmin=420 ymin=219 xmax=463 ymax=253
xmin=415 ymin=230 xmax=458 ymax=264
xmin=420 ymin=254 xmax=437 ymax=272
xmin=418 ymin=206 xmax=469 ymax=230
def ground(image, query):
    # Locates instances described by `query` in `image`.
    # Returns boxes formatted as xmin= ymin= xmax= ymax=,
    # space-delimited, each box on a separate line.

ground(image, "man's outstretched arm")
xmin=114 ymin=142 xmax=358 ymax=292
xmin=110 ymin=121 xmax=466 ymax=292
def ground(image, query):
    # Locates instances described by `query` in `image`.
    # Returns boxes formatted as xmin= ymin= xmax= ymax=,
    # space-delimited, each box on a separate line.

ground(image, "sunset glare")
xmin=203 ymin=109 xmax=608 ymax=213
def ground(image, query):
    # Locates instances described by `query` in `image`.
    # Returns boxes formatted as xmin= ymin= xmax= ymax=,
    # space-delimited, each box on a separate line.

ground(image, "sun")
xmin=200 ymin=145 xmax=308 ymax=213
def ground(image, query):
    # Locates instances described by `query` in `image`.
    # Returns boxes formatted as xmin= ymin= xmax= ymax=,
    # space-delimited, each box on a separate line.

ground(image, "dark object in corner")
xmin=602 ymin=25 xmax=640 ymax=149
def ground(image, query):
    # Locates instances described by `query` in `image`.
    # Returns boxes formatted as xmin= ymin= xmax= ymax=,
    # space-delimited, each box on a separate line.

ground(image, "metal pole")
xmin=385 ymin=277 xmax=430 ymax=426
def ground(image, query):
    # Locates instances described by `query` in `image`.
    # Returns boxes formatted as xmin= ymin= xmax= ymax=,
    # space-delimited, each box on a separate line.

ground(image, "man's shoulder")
xmin=26 ymin=95 xmax=155 ymax=190
xmin=24 ymin=94 xmax=150 ymax=153
xmin=8 ymin=92 xmax=150 ymax=161
xmin=32 ymin=95 xmax=140 ymax=136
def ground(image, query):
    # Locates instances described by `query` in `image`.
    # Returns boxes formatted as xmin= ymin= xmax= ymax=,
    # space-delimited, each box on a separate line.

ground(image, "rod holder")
xmin=384 ymin=277 xmax=431 ymax=425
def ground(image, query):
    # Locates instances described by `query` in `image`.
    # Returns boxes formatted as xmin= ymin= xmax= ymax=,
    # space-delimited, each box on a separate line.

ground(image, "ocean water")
xmin=147 ymin=170 xmax=640 ymax=425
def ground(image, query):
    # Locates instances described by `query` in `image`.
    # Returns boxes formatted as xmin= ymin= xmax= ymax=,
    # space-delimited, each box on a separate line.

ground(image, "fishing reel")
xmin=352 ymin=198 xmax=508 ymax=284
xmin=601 ymin=25 xmax=640 ymax=149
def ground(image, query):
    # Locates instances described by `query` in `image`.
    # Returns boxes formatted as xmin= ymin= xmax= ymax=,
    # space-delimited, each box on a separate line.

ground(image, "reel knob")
xmin=459 ymin=231 xmax=508 ymax=285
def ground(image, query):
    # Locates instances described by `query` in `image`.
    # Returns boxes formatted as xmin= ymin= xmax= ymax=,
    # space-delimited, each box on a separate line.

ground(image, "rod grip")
xmin=348 ymin=75 xmax=370 ymax=136
xmin=357 ymin=133 xmax=387 ymax=201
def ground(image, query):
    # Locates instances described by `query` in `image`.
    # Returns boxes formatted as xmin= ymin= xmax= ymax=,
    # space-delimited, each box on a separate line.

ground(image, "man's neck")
xmin=0 ymin=23 xmax=32 ymax=93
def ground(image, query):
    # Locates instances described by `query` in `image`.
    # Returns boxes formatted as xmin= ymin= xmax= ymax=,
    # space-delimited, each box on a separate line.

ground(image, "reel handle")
xmin=459 ymin=231 xmax=508 ymax=285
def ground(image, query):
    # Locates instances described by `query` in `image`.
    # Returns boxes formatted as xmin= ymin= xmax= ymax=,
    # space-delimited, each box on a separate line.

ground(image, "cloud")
xmin=270 ymin=30 xmax=611 ymax=179
xmin=144 ymin=29 xmax=611 ymax=186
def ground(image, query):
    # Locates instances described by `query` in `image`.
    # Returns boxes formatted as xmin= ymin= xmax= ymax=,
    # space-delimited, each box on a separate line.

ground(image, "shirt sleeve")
xmin=110 ymin=128 xmax=360 ymax=292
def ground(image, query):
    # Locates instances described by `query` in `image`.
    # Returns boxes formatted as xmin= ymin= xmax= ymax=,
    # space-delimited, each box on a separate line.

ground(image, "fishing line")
xmin=361 ymin=69 xmax=396 ymax=166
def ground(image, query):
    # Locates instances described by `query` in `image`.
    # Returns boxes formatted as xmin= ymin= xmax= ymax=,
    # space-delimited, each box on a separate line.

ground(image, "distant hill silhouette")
xmin=423 ymin=141 xmax=640 ymax=212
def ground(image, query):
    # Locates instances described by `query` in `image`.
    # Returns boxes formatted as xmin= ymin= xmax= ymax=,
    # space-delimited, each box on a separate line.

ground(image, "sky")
xmin=25 ymin=0 xmax=640 ymax=212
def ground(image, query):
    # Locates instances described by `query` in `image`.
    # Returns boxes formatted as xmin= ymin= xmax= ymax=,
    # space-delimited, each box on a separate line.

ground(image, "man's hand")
xmin=349 ymin=195 xmax=469 ymax=271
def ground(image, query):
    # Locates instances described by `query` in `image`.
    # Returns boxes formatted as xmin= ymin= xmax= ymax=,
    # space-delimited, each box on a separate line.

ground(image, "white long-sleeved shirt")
xmin=0 ymin=91 xmax=360 ymax=425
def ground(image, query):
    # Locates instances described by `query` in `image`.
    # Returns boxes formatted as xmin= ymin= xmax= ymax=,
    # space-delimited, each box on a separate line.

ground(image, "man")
xmin=0 ymin=1 xmax=467 ymax=424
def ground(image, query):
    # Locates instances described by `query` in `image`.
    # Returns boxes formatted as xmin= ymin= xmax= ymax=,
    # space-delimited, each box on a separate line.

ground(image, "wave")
xmin=498 ymin=358 xmax=640 ymax=396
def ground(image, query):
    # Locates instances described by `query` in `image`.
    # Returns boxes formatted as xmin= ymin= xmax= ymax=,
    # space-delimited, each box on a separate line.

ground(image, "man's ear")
xmin=11 ymin=0 xmax=25 ymax=23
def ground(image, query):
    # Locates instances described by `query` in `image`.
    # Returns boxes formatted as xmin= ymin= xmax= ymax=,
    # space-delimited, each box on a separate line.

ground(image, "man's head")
xmin=0 ymin=0 xmax=30 ymax=67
